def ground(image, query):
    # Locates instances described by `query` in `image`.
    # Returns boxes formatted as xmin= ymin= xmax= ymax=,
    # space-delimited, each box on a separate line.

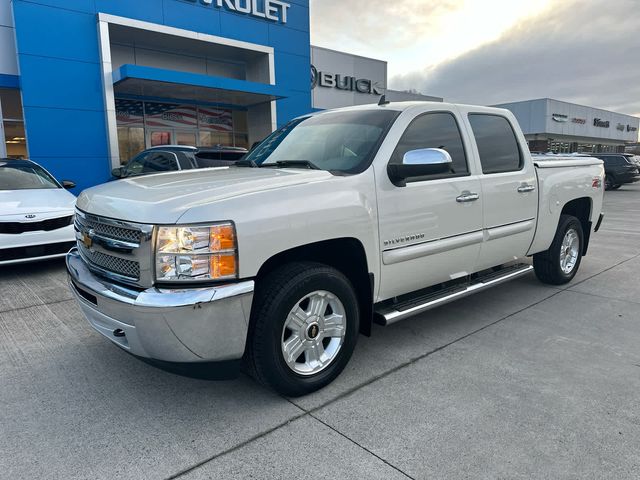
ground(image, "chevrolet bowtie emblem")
xmin=82 ymin=232 xmax=93 ymax=249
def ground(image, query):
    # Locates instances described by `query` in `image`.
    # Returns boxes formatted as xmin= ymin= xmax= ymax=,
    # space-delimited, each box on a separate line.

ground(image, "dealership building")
xmin=0 ymin=0 xmax=438 ymax=191
xmin=495 ymin=98 xmax=640 ymax=154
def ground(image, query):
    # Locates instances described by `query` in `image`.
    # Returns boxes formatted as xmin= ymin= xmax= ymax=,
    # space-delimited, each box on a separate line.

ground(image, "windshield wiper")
xmin=264 ymin=160 xmax=321 ymax=170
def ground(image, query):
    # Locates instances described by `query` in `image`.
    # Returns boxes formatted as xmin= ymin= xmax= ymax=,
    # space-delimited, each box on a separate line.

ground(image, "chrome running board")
xmin=375 ymin=264 xmax=534 ymax=326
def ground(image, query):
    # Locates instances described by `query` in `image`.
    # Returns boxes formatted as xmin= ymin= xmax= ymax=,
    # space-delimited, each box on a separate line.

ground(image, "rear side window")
xmin=469 ymin=114 xmax=523 ymax=174
xmin=390 ymin=112 xmax=469 ymax=180
xmin=601 ymin=156 xmax=625 ymax=166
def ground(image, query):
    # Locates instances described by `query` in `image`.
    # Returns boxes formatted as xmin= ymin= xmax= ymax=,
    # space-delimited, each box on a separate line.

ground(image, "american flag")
xmin=115 ymin=99 xmax=144 ymax=127
xmin=198 ymin=107 xmax=233 ymax=132
xmin=115 ymin=100 xmax=233 ymax=132
xmin=145 ymin=103 xmax=198 ymax=128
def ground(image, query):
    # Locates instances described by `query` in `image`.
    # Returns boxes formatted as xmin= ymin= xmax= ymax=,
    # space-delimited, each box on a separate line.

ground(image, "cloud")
xmin=310 ymin=0 xmax=461 ymax=50
xmin=390 ymin=0 xmax=640 ymax=117
xmin=310 ymin=0 xmax=553 ymax=68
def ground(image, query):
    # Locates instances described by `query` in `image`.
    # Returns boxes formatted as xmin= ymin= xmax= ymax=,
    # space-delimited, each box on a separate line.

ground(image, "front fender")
xmin=176 ymin=168 xmax=380 ymax=289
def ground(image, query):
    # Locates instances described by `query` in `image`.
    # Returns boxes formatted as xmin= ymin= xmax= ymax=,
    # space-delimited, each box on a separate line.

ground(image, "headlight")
xmin=155 ymin=223 xmax=237 ymax=282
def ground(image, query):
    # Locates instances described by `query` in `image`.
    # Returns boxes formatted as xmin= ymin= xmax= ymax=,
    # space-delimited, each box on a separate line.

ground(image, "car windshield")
xmin=243 ymin=110 xmax=400 ymax=174
xmin=0 ymin=161 xmax=60 ymax=190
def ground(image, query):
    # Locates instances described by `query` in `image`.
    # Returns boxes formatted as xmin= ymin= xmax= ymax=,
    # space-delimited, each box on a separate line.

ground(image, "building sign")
xmin=616 ymin=123 xmax=625 ymax=132
xmin=593 ymin=118 xmax=610 ymax=128
xmin=628 ymin=124 xmax=638 ymax=132
xmin=552 ymin=113 xmax=568 ymax=123
xmin=571 ymin=117 xmax=586 ymax=124
xmin=188 ymin=0 xmax=291 ymax=24
xmin=311 ymin=65 xmax=383 ymax=95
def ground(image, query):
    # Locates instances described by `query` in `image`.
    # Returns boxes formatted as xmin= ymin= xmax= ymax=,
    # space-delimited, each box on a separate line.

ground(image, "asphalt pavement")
xmin=1 ymin=184 xmax=639 ymax=479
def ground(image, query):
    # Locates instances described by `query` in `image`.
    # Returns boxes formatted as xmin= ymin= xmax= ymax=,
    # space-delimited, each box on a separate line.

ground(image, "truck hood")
xmin=76 ymin=167 xmax=335 ymax=224
xmin=0 ymin=189 xmax=76 ymax=219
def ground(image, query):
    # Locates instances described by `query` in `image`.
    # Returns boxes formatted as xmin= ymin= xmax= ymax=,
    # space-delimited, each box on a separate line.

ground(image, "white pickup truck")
xmin=67 ymin=101 xmax=605 ymax=396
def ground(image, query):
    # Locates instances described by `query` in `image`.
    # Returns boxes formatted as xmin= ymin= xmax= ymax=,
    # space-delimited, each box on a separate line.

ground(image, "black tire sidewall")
xmin=253 ymin=265 xmax=359 ymax=396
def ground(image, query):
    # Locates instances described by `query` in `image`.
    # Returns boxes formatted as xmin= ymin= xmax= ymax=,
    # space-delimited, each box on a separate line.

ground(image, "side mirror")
xmin=111 ymin=167 xmax=124 ymax=178
xmin=387 ymin=148 xmax=453 ymax=186
xmin=61 ymin=180 xmax=76 ymax=189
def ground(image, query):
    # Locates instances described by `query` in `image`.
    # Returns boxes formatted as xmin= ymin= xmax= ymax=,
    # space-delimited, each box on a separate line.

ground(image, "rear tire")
xmin=533 ymin=215 xmax=584 ymax=285
xmin=246 ymin=262 xmax=359 ymax=397
xmin=611 ymin=184 xmax=622 ymax=190
xmin=604 ymin=175 xmax=615 ymax=190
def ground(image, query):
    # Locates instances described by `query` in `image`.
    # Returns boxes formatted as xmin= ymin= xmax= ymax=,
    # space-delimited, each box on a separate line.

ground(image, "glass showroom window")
xmin=115 ymin=99 xmax=145 ymax=164
xmin=116 ymin=99 xmax=250 ymax=162
xmin=0 ymin=89 xmax=28 ymax=159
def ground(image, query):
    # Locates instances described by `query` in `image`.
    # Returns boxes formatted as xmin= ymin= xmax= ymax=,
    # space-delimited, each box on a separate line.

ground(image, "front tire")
xmin=246 ymin=262 xmax=359 ymax=397
xmin=533 ymin=215 xmax=584 ymax=285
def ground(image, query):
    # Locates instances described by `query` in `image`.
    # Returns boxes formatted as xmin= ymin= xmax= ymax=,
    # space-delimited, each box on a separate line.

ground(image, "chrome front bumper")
xmin=66 ymin=248 xmax=254 ymax=363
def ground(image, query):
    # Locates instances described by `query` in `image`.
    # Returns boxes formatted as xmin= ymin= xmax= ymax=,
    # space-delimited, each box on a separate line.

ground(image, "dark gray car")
xmin=112 ymin=146 xmax=248 ymax=178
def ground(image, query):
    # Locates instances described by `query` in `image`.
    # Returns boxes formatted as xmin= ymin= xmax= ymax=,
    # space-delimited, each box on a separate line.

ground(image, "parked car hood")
xmin=0 ymin=188 xmax=76 ymax=220
xmin=76 ymin=167 xmax=335 ymax=224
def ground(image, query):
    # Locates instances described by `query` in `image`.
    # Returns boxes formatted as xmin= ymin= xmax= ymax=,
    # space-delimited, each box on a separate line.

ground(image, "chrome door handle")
xmin=517 ymin=184 xmax=536 ymax=193
xmin=456 ymin=191 xmax=480 ymax=203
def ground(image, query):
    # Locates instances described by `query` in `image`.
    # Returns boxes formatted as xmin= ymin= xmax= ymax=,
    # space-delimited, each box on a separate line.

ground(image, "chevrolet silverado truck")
xmin=67 ymin=102 xmax=605 ymax=396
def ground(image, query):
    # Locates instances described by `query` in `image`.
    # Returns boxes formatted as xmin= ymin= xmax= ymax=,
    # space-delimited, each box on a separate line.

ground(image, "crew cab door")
xmin=376 ymin=109 xmax=483 ymax=300
xmin=463 ymin=110 xmax=538 ymax=270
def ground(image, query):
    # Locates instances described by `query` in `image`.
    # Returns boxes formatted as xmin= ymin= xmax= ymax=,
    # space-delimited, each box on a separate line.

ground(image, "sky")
xmin=310 ymin=0 xmax=640 ymax=119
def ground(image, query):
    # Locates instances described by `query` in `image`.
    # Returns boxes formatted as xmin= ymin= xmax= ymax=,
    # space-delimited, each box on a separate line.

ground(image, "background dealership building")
xmin=0 ymin=0 xmax=637 ymax=192
xmin=495 ymin=98 xmax=639 ymax=154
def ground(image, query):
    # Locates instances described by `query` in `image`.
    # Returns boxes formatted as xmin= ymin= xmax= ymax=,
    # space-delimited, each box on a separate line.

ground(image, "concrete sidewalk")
xmin=1 ymin=185 xmax=639 ymax=479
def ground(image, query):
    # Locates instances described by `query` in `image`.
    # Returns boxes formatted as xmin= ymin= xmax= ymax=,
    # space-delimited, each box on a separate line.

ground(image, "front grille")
xmin=78 ymin=244 xmax=140 ymax=280
xmin=75 ymin=214 xmax=141 ymax=243
xmin=75 ymin=210 xmax=153 ymax=287
xmin=0 ymin=215 xmax=73 ymax=234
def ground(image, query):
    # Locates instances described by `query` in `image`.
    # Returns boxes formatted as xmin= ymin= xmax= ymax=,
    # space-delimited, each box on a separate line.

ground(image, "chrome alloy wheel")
xmin=281 ymin=290 xmax=347 ymax=376
xmin=560 ymin=228 xmax=580 ymax=274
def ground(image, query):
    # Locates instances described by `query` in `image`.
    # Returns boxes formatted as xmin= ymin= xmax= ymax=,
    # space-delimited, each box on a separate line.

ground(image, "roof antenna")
xmin=378 ymin=95 xmax=390 ymax=106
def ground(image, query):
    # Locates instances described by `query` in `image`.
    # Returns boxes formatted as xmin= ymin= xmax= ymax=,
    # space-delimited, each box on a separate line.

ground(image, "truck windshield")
xmin=242 ymin=110 xmax=399 ymax=174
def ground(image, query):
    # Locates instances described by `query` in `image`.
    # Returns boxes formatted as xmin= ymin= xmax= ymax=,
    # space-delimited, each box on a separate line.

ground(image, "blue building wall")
xmin=11 ymin=0 xmax=311 ymax=192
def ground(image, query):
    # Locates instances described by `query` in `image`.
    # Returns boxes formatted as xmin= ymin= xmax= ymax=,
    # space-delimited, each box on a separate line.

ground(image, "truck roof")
xmin=309 ymin=100 xmax=512 ymax=116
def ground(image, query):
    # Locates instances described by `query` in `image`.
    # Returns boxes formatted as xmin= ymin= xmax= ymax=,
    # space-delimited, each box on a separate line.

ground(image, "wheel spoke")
xmin=323 ymin=314 xmax=345 ymax=338
xmin=308 ymin=294 xmax=328 ymax=317
xmin=306 ymin=343 xmax=322 ymax=366
xmin=287 ymin=305 xmax=308 ymax=330
xmin=283 ymin=334 xmax=305 ymax=365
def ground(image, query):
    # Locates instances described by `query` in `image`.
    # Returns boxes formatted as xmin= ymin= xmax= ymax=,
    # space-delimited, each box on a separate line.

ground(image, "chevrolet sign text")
xmin=189 ymin=0 xmax=291 ymax=24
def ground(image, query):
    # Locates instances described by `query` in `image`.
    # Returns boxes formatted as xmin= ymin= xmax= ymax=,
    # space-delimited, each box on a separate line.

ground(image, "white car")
xmin=0 ymin=159 xmax=77 ymax=265
xmin=67 ymin=101 xmax=605 ymax=396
